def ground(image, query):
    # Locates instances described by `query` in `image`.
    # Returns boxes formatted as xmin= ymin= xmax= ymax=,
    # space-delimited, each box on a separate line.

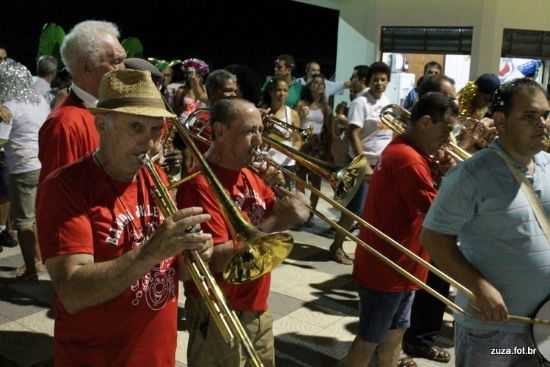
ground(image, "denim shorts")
xmin=358 ymin=287 xmax=415 ymax=343
xmin=455 ymin=323 xmax=545 ymax=367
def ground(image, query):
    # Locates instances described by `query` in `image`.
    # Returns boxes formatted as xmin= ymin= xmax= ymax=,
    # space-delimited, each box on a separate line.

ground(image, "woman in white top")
xmin=295 ymin=75 xmax=331 ymax=213
xmin=0 ymin=60 xmax=49 ymax=280
xmin=263 ymin=76 xmax=301 ymax=174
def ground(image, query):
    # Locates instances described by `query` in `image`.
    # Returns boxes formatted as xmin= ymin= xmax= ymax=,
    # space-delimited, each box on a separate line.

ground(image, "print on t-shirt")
xmin=104 ymin=201 xmax=174 ymax=311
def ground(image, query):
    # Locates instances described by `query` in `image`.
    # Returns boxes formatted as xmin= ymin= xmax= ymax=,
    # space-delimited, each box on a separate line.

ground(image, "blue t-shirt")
xmin=424 ymin=141 xmax=550 ymax=333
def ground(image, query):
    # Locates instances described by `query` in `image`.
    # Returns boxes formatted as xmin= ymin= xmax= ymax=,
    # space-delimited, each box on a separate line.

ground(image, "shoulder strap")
xmin=491 ymin=149 xmax=550 ymax=242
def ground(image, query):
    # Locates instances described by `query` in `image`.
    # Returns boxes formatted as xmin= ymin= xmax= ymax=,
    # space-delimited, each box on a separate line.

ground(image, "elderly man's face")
xmin=87 ymin=35 xmax=126 ymax=97
xmin=97 ymin=112 xmax=164 ymax=180
xmin=0 ymin=49 xmax=7 ymax=63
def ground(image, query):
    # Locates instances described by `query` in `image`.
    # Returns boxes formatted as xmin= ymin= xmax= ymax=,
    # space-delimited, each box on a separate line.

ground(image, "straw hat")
xmin=90 ymin=69 xmax=175 ymax=118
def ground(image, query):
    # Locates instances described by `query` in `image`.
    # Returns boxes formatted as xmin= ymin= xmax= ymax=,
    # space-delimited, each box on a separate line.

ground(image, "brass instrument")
xmin=262 ymin=135 xmax=369 ymax=206
xmin=262 ymin=112 xmax=313 ymax=143
xmin=176 ymin=110 xmax=294 ymax=285
xmin=141 ymin=154 xmax=265 ymax=367
xmin=173 ymin=110 xmax=549 ymax=326
xmin=183 ymin=108 xmax=369 ymax=207
xmin=266 ymin=158 xmax=550 ymax=326
xmin=380 ymin=104 xmax=472 ymax=162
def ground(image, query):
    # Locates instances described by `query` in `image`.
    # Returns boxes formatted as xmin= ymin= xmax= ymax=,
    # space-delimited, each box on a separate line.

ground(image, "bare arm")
xmin=421 ymin=227 xmax=508 ymax=321
xmin=348 ymin=125 xmax=364 ymax=158
xmin=291 ymin=109 xmax=302 ymax=150
xmin=46 ymin=207 xmax=212 ymax=314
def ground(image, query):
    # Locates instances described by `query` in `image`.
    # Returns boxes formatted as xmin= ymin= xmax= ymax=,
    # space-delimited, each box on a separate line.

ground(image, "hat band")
xmin=97 ymin=96 xmax=165 ymax=110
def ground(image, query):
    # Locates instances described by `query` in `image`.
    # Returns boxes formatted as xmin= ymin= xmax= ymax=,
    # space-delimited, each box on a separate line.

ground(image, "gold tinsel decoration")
xmin=458 ymin=81 xmax=478 ymax=119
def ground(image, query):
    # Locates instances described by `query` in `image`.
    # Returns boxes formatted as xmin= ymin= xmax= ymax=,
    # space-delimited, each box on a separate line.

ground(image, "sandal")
xmin=397 ymin=357 xmax=417 ymax=367
xmin=403 ymin=342 xmax=451 ymax=363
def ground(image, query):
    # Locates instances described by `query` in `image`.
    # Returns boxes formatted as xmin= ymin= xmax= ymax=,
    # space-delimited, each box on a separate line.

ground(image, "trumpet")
xmin=380 ymin=104 xmax=472 ymax=162
xmin=262 ymin=112 xmax=313 ymax=143
xmin=141 ymin=154 xmax=265 ymax=367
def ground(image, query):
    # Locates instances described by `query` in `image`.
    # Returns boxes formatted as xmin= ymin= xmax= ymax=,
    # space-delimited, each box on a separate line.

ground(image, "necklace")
xmin=93 ymin=152 xmax=148 ymax=247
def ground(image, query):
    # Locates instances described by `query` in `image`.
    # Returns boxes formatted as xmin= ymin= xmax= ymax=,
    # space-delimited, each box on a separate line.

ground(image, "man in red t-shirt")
xmin=37 ymin=69 xmax=213 ymax=367
xmin=177 ymin=98 xmax=309 ymax=367
xmin=341 ymin=93 xmax=458 ymax=367
xmin=38 ymin=20 xmax=127 ymax=183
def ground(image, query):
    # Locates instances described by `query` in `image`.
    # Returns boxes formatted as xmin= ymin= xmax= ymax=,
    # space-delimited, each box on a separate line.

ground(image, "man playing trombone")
xmin=177 ymin=98 xmax=309 ymax=367
xmin=36 ymin=69 xmax=213 ymax=366
xmin=422 ymin=79 xmax=550 ymax=367
xmin=342 ymin=93 xmax=458 ymax=367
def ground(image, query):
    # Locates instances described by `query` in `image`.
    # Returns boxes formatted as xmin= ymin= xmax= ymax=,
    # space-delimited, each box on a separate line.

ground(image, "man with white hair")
xmin=33 ymin=55 xmax=58 ymax=106
xmin=38 ymin=20 xmax=126 ymax=183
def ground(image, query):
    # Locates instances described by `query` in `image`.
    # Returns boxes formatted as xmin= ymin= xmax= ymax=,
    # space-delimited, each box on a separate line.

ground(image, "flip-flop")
xmin=397 ymin=357 xmax=417 ymax=367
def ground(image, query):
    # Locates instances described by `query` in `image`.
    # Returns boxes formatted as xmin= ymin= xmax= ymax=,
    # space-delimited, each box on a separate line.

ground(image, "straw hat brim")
xmin=90 ymin=105 xmax=176 ymax=119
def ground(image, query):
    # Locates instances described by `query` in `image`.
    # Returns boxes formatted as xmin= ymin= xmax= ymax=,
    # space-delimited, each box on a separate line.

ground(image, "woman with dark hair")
xmin=295 ymin=74 xmax=331 ymax=213
xmin=262 ymin=76 xmax=302 ymax=177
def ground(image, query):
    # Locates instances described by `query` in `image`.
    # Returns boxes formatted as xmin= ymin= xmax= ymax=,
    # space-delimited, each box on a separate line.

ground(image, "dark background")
xmin=0 ymin=0 xmax=339 ymax=80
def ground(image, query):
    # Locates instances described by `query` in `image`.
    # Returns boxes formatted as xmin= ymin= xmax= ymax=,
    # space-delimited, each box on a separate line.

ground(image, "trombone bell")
xmin=334 ymin=154 xmax=369 ymax=206
xmin=223 ymin=232 xmax=293 ymax=284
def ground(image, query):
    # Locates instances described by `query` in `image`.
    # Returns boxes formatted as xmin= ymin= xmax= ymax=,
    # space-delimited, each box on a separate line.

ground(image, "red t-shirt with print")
xmin=353 ymin=136 xmax=437 ymax=292
xmin=37 ymin=155 xmax=178 ymax=367
xmin=38 ymin=92 xmax=100 ymax=183
xmin=176 ymin=162 xmax=275 ymax=312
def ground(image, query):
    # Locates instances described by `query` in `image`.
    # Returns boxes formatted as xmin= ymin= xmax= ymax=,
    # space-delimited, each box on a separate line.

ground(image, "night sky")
xmin=1 ymin=0 xmax=339 ymax=80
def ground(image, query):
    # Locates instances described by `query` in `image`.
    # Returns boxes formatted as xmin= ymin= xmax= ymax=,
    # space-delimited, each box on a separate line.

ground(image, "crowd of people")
xmin=0 ymin=18 xmax=549 ymax=367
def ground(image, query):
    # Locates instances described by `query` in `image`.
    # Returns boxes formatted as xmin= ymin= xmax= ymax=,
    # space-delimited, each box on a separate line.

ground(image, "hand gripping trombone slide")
xmin=141 ymin=154 xmax=265 ymax=367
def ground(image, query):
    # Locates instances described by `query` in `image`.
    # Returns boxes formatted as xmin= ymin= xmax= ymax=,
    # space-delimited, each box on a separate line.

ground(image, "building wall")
xmin=293 ymin=0 xmax=550 ymax=87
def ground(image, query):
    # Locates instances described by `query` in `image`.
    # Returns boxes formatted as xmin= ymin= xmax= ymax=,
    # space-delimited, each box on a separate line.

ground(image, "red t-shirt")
xmin=37 ymin=155 xmax=178 ymax=367
xmin=176 ymin=163 xmax=275 ymax=312
xmin=353 ymin=136 xmax=437 ymax=292
xmin=38 ymin=92 xmax=100 ymax=183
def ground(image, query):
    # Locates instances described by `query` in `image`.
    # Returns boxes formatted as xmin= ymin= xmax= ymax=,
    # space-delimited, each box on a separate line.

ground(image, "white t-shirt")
xmin=267 ymin=106 xmax=296 ymax=166
xmin=3 ymin=97 xmax=50 ymax=174
xmin=347 ymin=90 xmax=392 ymax=165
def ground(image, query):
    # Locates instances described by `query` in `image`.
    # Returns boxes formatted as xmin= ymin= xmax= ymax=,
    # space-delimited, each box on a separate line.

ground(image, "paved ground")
xmin=0 ymin=187 xmax=455 ymax=367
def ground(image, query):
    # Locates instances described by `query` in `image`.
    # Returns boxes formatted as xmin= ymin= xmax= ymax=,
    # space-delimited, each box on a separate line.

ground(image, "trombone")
xmin=262 ymin=111 xmax=313 ymax=143
xmin=380 ymin=104 xmax=472 ymax=162
xmin=264 ymin=158 xmax=550 ymax=326
xmin=142 ymin=155 xmax=265 ymax=367
xmin=183 ymin=108 xmax=369 ymax=207
xmin=175 ymin=108 xmax=550 ymax=326
xmin=176 ymin=109 xmax=294 ymax=285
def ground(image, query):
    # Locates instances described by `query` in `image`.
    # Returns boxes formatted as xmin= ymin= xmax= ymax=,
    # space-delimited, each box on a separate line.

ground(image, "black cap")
xmin=124 ymin=58 xmax=163 ymax=81
xmin=475 ymin=73 xmax=500 ymax=95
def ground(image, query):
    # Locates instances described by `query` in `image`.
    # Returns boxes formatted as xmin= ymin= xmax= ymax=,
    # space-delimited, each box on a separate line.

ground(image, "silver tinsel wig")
xmin=0 ymin=59 xmax=41 ymax=105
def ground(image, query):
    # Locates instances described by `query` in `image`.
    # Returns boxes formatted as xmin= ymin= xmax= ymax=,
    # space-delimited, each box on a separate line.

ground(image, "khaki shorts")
xmin=185 ymin=296 xmax=275 ymax=367
xmin=9 ymin=170 xmax=39 ymax=230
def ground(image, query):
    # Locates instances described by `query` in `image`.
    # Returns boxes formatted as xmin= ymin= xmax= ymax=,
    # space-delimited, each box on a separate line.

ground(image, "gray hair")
xmin=205 ymin=69 xmax=236 ymax=98
xmin=36 ymin=55 xmax=58 ymax=77
xmin=61 ymin=20 xmax=120 ymax=75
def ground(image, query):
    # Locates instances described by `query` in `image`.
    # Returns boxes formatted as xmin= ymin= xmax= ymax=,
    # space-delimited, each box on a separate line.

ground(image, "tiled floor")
xmin=0 ymin=188 xmax=456 ymax=366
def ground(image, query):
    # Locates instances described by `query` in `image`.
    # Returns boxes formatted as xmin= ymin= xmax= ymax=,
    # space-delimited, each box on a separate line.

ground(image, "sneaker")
xmin=0 ymin=230 xmax=17 ymax=248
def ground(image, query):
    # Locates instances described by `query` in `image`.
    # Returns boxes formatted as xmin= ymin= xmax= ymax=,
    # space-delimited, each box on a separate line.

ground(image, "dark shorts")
xmin=358 ymin=287 xmax=415 ymax=343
